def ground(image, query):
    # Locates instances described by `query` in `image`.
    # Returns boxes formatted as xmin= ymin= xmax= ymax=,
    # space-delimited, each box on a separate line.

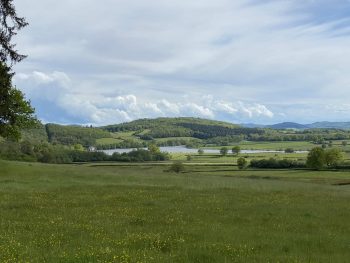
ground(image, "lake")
xmin=101 ymin=146 xmax=307 ymax=155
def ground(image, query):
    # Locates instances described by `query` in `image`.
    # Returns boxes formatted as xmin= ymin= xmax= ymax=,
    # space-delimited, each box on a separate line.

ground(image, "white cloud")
xmin=12 ymin=0 xmax=350 ymax=123
xmin=14 ymin=71 xmax=275 ymax=125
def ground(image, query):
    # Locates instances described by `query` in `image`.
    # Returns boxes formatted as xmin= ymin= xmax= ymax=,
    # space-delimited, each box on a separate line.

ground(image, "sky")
xmin=12 ymin=0 xmax=350 ymax=125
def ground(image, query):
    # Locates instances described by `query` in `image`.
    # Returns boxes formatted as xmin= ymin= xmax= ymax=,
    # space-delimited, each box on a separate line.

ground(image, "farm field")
xmin=171 ymin=151 xmax=350 ymax=165
xmin=209 ymin=140 xmax=350 ymax=151
xmin=0 ymin=160 xmax=349 ymax=262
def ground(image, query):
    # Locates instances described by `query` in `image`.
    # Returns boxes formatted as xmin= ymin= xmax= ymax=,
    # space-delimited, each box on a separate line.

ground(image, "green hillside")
xmin=5 ymin=118 xmax=350 ymax=151
xmin=102 ymin=117 xmax=239 ymax=131
xmin=45 ymin=124 xmax=113 ymax=146
xmin=101 ymin=117 xmax=260 ymax=141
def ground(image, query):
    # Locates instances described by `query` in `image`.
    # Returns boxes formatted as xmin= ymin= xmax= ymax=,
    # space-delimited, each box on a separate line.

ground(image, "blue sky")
xmin=12 ymin=0 xmax=350 ymax=125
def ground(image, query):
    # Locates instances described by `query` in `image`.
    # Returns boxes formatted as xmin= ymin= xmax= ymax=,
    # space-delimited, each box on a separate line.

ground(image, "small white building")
xmin=88 ymin=146 xmax=96 ymax=152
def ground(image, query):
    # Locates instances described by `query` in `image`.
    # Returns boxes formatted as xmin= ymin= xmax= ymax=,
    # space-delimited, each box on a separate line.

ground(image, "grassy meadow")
xmin=0 ymin=160 xmax=350 ymax=262
xmin=208 ymin=140 xmax=350 ymax=151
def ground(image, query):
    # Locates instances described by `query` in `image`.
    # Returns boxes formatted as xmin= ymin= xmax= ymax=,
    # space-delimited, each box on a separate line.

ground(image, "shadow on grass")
xmin=184 ymin=169 xmax=235 ymax=173
xmin=333 ymin=181 xmax=350 ymax=186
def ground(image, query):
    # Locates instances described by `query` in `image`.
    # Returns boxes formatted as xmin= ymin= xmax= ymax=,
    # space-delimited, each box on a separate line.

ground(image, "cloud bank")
xmin=13 ymin=0 xmax=350 ymax=124
xmin=15 ymin=71 xmax=274 ymax=125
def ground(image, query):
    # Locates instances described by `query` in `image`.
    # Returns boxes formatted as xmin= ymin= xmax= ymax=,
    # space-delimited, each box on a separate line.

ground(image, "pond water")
xmin=101 ymin=146 xmax=307 ymax=155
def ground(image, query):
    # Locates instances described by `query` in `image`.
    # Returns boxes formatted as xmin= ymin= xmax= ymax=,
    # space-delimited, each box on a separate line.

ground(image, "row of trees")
xmin=250 ymin=158 xmax=304 ymax=169
xmin=96 ymin=139 xmax=146 ymax=150
xmin=0 ymin=140 xmax=170 ymax=163
xmin=219 ymin=146 xmax=241 ymax=156
xmin=238 ymin=147 xmax=344 ymax=170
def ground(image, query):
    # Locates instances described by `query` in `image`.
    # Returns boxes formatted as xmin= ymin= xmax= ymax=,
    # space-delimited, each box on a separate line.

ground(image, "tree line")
xmin=0 ymin=139 xmax=169 ymax=163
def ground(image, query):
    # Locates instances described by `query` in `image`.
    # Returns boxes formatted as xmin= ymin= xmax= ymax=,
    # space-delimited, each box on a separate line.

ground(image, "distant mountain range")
xmin=241 ymin=121 xmax=350 ymax=129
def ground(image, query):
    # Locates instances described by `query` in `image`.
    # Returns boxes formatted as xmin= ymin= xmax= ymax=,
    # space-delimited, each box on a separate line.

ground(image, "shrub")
xmin=284 ymin=148 xmax=294 ymax=153
xmin=306 ymin=147 xmax=325 ymax=170
xmin=232 ymin=146 xmax=241 ymax=155
xmin=220 ymin=147 xmax=228 ymax=156
xmin=169 ymin=161 xmax=185 ymax=173
xmin=324 ymin=148 xmax=344 ymax=168
xmin=237 ymin=157 xmax=247 ymax=170
xmin=250 ymin=158 xmax=304 ymax=169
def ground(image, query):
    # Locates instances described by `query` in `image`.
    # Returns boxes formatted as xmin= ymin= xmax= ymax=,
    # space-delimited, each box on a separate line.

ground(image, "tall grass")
xmin=0 ymin=161 xmax=349 ymax=262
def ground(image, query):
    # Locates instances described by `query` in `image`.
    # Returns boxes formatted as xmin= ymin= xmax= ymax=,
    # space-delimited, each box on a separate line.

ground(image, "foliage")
xmin=0 ymin=1 xmax=37 ymax=139
xmin=180 ymin=123 xmax=263 ymax=139
xmin=284 ymin=148 xmax=294 ymax=153
xmin=198 ymin=148 xmax=204 ymax=155
xmin=220 ymin=147 xmax=228 ymax=156
xmin=306 ymin=147 xmax=326 ymax=170
xmin=46 ymin=124 xmax=112 ymax=146
xmin=154 ymin=138 xmax=200 ymax=147
xmin=205 ymin=135 xmax=244 ymax=145
xmin=324 ymin=148 xmax=343 ymax=168
xmin=148 ymin=143 xmax=160 ymax=154
xmin=96 ymin=139 xmax=146 ymax=150
xmin=231 ymin=146 xmax=241 ymax=155
xmin=0 ymin=63 xmax=37 ymax=139
xmin=237 ymin=157 xmax=247 ymax=170
xmin=21 ymin=125 xmax=48 ymax=142
xmin=305 ymin=147 xmax=344 ymax=170
xmin=102 ymin=117 xmax=261 ymax=140
xmin=169 ymin=160 xmax=185 ymax=173
xmin=73 ymin=144 xmax=84 ymax=151
xmin=0 ymin=0 xmax=28 ymax=64
xmin=0 ymin=139 xmax=169 ymax=163
xmin=250 ymin=158 xmax=304 ymax=169
xmin=0 ymin=139 xmax=70 ymax=163
xmin=102 ymin=117 xmax=238 ymax=132
xmin=145 ymin=127 xmax=192 ymax=138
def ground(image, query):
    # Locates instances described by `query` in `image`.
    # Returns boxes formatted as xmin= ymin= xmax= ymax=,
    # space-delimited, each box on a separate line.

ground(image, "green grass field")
xmin=154 ymin=137 xmax=199 ymax=143
xmin=208 ymin=141 xmax=319 ymax=151
xmin=0 ymin=160 xmax=349 ymax=262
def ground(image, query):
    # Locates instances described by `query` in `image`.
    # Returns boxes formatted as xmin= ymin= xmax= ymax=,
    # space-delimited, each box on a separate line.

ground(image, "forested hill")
xmin=102 ymin=117 xmax=239 ymax=132
xmin=12 ymin=117 xmax=350 ymax=150
xmin=16 ymin=118 xmax=249 ymax=147
xmin=101 ymin=117 xmax=259 ymax=140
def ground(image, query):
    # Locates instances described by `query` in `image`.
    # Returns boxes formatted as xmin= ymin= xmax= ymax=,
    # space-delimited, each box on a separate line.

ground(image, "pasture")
xmin=0 ymin=160 xmax=349 ymax=262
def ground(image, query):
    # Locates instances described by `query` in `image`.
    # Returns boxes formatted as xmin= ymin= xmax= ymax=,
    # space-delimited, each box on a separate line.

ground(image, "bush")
xmin=110 ymin=149 xmax=170 ymax=162
xmin=232 ymin=146 xmax=241 ymax=155
xmin=220 ymin=147 xmax=228 ymax=156
xmin=284 ymin=148 xmax=294 ymax=153
xmin=250 ymin=158 xmax=304 ymax=169
xmin=306 ymin=147 xmax=325 ymax=170
xmin=237 ymin=157 xmax=247 ymax=170
xmin=324 ymin=148 xmax=344 ymax=168
xmin=169 ymin=161 xmax=185 ymax=173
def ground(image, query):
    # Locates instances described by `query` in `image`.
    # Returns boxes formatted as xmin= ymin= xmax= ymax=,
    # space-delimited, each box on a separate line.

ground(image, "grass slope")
xmin=0 ymin=160 xmax=349 ymax=262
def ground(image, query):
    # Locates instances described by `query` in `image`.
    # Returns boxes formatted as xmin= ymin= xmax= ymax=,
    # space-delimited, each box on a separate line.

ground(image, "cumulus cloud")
xmin=14 ymin=71 xmax=275 ymax=125
xmin=12 ymin=0 xmax=350 ymax=123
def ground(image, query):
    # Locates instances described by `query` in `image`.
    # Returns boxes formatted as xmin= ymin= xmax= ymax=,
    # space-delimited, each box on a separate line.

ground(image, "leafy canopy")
xmin=0 ymin=63 xmax=37 ymax=139
xmin=0 ymin=0 xmax=28 ymax=64
xmin=0 ymin=0 xmax=37 ymax=139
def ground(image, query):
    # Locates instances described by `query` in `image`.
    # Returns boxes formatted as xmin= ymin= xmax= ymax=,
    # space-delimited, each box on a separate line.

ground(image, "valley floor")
xmin=0 ymin=160 xmax=349 ymax=262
